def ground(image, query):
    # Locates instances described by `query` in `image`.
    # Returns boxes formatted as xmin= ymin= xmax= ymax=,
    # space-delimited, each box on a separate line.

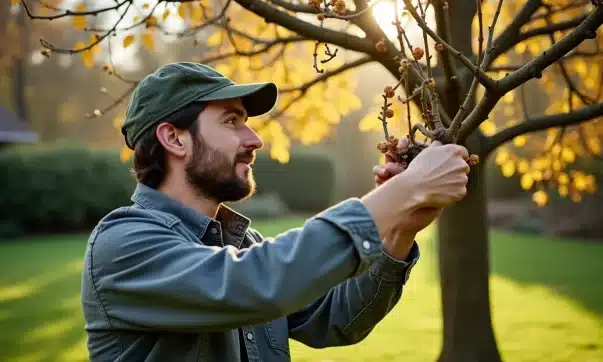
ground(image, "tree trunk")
xmin=436 ymin=133 xmax=502 ymax=362
xmin=12 ymin=8 xmax=28 ymax=122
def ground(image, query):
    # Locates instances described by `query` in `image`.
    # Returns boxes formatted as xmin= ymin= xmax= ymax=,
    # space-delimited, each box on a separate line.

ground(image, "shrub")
xmin=252 ymin=150 xmax=336 ymax=212
xmin=0 ymin=144 xmax=335 ymax=238
xmin=0 ymin=144 xmax=135 ymax=238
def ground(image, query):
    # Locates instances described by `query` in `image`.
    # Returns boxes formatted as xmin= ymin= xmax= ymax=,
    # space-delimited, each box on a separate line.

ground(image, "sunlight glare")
xmin=371 ymin=1 xmax=397 ymax=38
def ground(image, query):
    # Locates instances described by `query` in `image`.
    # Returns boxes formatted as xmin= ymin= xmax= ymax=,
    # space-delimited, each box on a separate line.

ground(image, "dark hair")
xmin=131 ymin=102 xmax=206 ymax=189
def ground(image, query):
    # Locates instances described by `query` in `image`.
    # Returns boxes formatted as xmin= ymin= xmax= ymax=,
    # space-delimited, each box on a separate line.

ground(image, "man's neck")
xmin=157 ymin=176 xmax=219 ymax=219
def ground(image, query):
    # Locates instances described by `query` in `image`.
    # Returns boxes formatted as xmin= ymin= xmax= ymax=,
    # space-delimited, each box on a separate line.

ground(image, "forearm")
xmin=287 ymin=242 xmax=420 ymax=347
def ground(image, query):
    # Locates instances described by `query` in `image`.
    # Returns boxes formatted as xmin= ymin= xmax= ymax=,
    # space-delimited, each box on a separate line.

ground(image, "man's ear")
xmin=155 ymin=122 xmax=188 ymax=158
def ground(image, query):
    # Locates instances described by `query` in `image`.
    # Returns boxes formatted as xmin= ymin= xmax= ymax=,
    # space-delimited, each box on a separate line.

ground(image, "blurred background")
xmin=1 ymin=0 xmax=602 ymax=361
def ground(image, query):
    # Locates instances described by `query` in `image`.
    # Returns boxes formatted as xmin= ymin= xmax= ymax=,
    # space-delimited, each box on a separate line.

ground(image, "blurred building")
xmin=0 ymin=105 xmax=38 ymax=149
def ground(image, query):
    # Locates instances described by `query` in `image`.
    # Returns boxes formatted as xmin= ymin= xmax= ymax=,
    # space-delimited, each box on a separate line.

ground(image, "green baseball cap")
xmin=121 ymin=62 xmax=278 ymax=149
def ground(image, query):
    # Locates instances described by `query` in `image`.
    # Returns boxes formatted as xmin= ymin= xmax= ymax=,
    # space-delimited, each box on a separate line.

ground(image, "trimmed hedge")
xmin=0 ymin=144 xmax=335 ymax=238
xmin=0 ymin=145 xmax=135 ymax=238
xmin=252 ymin=150 xmax=336 ymax=212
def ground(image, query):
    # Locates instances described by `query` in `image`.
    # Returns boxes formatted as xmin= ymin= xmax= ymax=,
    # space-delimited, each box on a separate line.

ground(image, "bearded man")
xmin=81 ymin=62 xmax=470 ymax=362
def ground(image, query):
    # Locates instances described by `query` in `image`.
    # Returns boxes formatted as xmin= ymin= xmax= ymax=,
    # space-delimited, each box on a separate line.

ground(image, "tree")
xmin=20 ymin=0 xmax=603 ymax=360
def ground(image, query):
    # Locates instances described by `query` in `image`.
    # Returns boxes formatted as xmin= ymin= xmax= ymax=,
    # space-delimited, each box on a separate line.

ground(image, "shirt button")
xmin=211 ymin=227 xmax=218 ymax=234
xmin=362 ymin=240 xmax=371 ymax=250
xmin=246 ymin=332 xmax=253 ymax=340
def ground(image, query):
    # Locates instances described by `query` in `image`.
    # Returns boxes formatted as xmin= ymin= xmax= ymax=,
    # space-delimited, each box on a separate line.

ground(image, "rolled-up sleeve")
xmin=85 ymin=198 xmax=386 ymax=333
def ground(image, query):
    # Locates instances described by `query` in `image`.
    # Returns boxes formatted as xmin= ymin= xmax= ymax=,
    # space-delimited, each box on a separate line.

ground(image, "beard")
xmin=185 ymin=134 xmax=257 ymax=204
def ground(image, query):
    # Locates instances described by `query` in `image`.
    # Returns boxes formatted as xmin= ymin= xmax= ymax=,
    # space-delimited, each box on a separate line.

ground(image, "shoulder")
xmin=87 ymin=206 xmax=185 ymax=265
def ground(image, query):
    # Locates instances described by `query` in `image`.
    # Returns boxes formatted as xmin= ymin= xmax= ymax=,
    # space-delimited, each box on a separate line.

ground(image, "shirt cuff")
xmin=313 ymin=198 xmax=384 ymax=275
xmin=369 ymin=241 xmax=420 ymax=284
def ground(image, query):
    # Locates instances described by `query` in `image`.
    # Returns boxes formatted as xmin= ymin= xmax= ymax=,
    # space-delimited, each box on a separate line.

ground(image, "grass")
xmin=0 ymin=218 xmax=602 ymax=362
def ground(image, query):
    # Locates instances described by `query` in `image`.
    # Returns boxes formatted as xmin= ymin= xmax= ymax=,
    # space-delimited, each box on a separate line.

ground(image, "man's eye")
xmin=225 ymin=117 xmax=236 ymax=125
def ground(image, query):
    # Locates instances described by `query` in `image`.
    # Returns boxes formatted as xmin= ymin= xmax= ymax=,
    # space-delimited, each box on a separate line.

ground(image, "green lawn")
xmin=0 ymin=218 xmax=602 ymax=362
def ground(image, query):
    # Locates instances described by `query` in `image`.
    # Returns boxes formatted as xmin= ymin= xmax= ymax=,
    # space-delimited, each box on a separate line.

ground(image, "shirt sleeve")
xmin=286 ymin=242 xmax=420 ymax=348
xmin=84 ymin=198 xmax=386 ymax=333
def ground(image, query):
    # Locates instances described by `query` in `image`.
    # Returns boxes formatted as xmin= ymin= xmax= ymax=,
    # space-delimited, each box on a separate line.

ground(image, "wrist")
xmin=361 ymin=173 xmax=417 ymax=239
xmin=383 ymin=229 xmax=416 ymax=260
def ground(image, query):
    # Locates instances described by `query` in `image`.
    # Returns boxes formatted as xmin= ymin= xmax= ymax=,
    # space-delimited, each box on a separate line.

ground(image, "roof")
xmin=0 ymin=105 xmax=38 ymax=143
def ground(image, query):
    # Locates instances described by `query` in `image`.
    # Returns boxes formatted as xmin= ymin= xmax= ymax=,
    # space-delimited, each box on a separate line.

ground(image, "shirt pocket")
xmin=264 ymin=317 xmax=290 ymax=356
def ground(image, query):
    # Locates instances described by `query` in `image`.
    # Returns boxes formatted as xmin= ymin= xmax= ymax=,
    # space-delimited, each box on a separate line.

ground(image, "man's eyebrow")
xmin=220 ymin=106 xmax=247 ymax=118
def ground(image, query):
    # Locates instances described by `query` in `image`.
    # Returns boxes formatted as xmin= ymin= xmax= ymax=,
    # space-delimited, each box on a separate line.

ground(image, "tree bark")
xmin=436 ymin=132 xmax=502 ymax=362
xmin=12 ymin=8 xmax=28 ymax=122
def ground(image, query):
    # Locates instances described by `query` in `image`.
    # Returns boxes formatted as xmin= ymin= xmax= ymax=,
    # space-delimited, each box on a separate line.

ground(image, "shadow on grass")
xmin=489 ymin=229 xmax=603 ymax=317
xmin=0 ymin=236 xmax=89 ymax=362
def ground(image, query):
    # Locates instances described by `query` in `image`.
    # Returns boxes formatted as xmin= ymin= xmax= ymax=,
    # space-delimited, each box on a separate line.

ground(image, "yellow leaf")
xmin=501 ymin=160 xmax=515 ymax=178
xmin=178 ymin=3 xmax=192 ymax=19
xmin=206 ymin=31 xmax=223 ymax=47
xmin=72 ymin=4 xmax=87 ymax=30
xmin=513 ymin=135 xmax=527 ymax=147
xmin=162 ymin=9 xmax=170 ymax=21
xmin=10 ymin=0 xmax=19 ymax=6
xmin=74 ymin=41 xmax=86 ymax=51
xmin=587 ymin=137 xmax=601 ymax=154
xmin=123 ymin=35 xmax=135 ymax=48
xmin=142 ymin=3 xmax=149 ymax=9
xmin=561 ymin=148 xmax=575 ymax=163
xmin=479 ymin=120 xmax=496 ymax=136
xmin=558 ymin=185 xmax=568 ymax=197
xmin=120 ymin=147 xmax=133 ymax=162
xmin=142 ymin=33 xmax=155 ymax=51
xmin=558 ymin=173 xmax=569 ymax=184
xmin=571 ymin=192 xmax=582 ymax=203
xmin=82 ymin=50 xmax=94 ymax=69
xmin=532 ymin=190 xmax=548 ymax=207
xmin=495 ymin=148 xmax=509 ymax=166
xmin=518 ymin=160 xmax=530 ymax=173
xmin=502 ymin=92 xmax=515 ymax=103
xmin=521 ymin=173 xmax=534 ymax=190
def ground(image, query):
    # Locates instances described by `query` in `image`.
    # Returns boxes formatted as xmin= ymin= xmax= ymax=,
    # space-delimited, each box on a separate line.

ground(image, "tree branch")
xmin=235 ymin=0 xmax=376 ymax=55
xmin=488 ymin=0 xmax=542 ymax=63
xmin=486 ymin=102 xmax=603 ymax=153
xmin=401 ymin=0 xmax=496 ymax=90
xmin=499 ymin=5 xmax=603 ymax=93
xmin=517 ymin=14 xmax=589 ymax=43
xmin=433 ymin=0 xmax=457 ymax=86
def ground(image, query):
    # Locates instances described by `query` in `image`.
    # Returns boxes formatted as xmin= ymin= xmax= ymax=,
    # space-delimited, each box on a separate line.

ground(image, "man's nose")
xmin=241 ymin=127 xmax=264 ymax=150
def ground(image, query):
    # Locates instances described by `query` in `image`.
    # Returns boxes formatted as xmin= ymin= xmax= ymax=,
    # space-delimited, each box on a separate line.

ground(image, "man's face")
xmin=184 ymin=98 xmax=264 ymax=203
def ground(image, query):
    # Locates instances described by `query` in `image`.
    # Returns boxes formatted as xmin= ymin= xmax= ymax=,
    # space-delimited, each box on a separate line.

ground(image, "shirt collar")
xmin=130 ymin=183 xmax=251 ymax=242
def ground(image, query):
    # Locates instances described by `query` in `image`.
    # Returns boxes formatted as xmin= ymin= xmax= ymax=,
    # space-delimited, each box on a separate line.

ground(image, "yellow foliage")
xmin=513 ymin=135 xmax=527 ymax=147
xmin=10 ymin=0 xmax=19 ymax=6
xmin=72 ymin=4 xmax=87 ymax=30
xmin=123 ymin=35 xmax=135 ymax=48
xmin=501 ymin=160 xmax=515 ymax=178
xmin=521 ymin=173 xmax=534 ymax=190
xmin=479 ymin=120 xmax=496 ymax=136
xmin=120 ymin=147 xmax=134 ymax=162
xmin=142 ymin=33 xmax=155 ymax=51
xmin=532 ymin=190 xmax=548 ymax=207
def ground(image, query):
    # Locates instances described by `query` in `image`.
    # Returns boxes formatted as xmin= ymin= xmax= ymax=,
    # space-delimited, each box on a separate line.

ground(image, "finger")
xmin=455 ymin=145 xmax=469 ymax=160
xmin=384 ymin=151 xmax=396 ymax=164
xmin=384 ymin=162 xmax=403 ymax=175
xmin=373 ymin=165 xmax=390 ymax=178
xmin=397 ymin=137 xmax=410 ymax=150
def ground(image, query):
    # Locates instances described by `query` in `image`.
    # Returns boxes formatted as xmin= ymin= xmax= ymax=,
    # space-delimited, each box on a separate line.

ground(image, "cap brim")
xmin=196 ymin=82 xmax=278 ymax=117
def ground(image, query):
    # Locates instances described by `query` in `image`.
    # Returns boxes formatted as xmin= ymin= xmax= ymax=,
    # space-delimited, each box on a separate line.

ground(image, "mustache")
xmin=235 ymin=150 xmax=255 ymax=164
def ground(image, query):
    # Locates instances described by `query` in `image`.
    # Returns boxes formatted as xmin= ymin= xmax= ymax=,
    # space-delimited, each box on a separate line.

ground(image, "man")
xmin=81 ymin=62 xmax=470 ymax=362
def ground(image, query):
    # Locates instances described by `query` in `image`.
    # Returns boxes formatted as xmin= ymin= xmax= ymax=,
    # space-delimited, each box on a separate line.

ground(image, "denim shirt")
xmin=81 ymin=183 xmax=420 ymax=361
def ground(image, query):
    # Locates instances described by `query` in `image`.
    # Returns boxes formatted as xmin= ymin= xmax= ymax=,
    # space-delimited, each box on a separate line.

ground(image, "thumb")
xmin=430 ymin=140 xmax=443 ymax=147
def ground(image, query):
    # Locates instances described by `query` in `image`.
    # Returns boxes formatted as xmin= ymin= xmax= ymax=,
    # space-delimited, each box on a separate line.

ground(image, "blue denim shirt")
xmin=81 ymin=183 xmax=420 ymax=361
